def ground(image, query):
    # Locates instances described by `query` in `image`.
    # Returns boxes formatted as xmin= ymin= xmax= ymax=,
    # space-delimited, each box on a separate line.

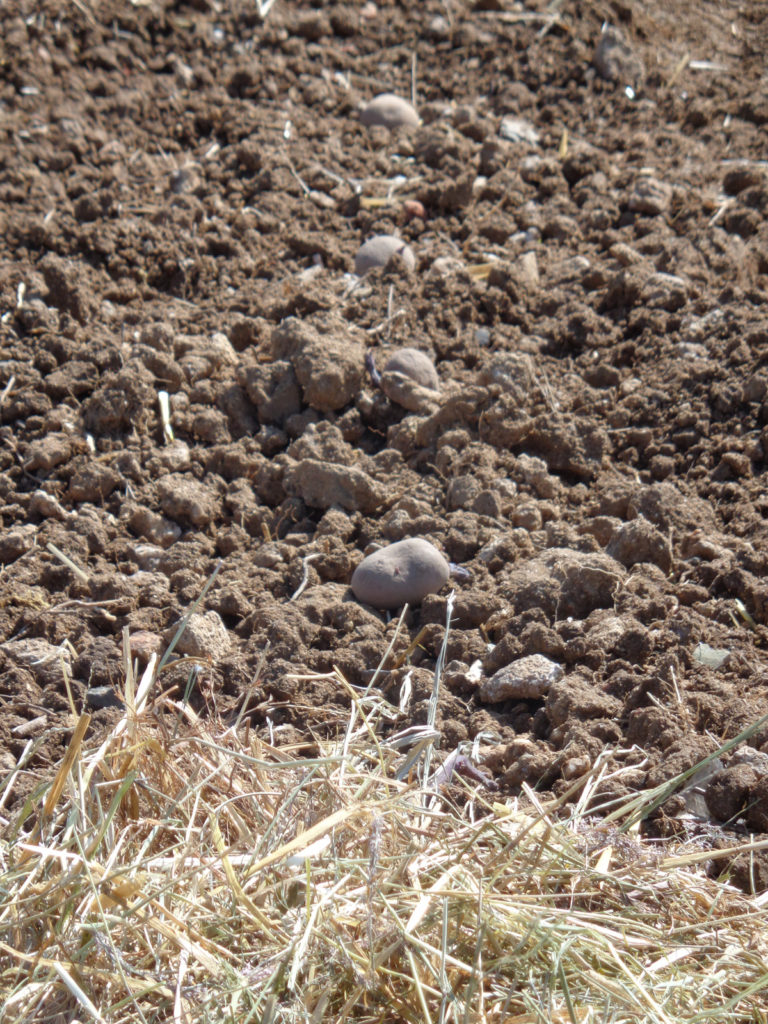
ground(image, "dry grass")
xmin=3 ymin=621 xmax=768 ymax=1024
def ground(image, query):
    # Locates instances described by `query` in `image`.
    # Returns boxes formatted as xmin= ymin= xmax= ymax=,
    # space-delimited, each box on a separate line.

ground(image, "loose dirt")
xmin=2 ymin=0 xmax=768 ymax=890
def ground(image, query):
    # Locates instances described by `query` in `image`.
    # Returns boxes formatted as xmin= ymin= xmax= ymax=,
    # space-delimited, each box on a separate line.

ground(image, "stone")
xmin=167 ymin=610 xmax=232 ymax=661
xmin=86 ymin=685 xmax=124 ymax=710
xmin=479 ymin=654 xmax=564 ymax=702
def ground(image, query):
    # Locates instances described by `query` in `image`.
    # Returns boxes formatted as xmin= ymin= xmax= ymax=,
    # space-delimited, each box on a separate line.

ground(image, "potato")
xmin=351 ymin=538 xmax=450 ymax=609
xmin=384 ymin=348 xmax=439 ymax=391
xmin=360 ymin=93 xmax=420 ymax=130
xmin=354 ymin=234 xmax=416 ymax=276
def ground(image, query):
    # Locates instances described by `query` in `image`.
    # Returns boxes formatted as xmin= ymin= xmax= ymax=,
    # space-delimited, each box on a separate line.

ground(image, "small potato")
xmin=360 ymin=93 xmax=420 ymax=131
xmin=351 ymin=538 xmax=450 ymax=609
xmin=354 ymin=234 xmax=415 ymax=276
xmin=402 ymin=199 xmax=426 ymax=221
xmin=384 ymin=348 xmax=439 ymax=391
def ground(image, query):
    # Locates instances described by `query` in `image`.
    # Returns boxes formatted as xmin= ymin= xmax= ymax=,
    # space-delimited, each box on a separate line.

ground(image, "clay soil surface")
xmin=2 ymin=0 xmax=768 ymax=888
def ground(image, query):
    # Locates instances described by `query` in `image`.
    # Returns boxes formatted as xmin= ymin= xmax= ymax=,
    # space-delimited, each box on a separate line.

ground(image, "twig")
xmin=288 ymin=553 xmax=321 ymax=602
xmin=46 ymin=542 xmax=89 ymax=583
xmin=0 ymin=374 xmax=15 ymax=409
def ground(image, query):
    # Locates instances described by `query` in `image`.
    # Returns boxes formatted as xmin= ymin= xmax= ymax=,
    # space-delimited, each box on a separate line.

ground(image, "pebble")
xmin=355 ymin=235 xmax=415 ymax=276
xmin=359 ymin=93 xmax=420 ymax=131
xmin=402 ymin=199 xmax=426 ymax=221
xmin=86 ymin=685 xmax=124 ymax=710
xmin=166 ymin=610 xmax=232 ymax=661
xmin=479 ymin=654 xmax=564 ymax=703
xmin=499 ymin=116 xmax=540 ymax=145
xmin=351 ymin=538 xmax=450 ymax=609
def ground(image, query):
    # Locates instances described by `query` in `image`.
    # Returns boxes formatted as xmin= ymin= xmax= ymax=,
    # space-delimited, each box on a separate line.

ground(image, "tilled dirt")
xmin=2 ymin=0 xmax=768 ymax=889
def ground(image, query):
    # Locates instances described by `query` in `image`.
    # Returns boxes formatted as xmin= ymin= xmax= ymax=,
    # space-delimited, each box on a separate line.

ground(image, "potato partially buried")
xmin=384 ymin=348 xmax=439 ymax=391
xmin=355 ymin=235 xmax=415 ymax=276
xmin=360 ymin=93 xmax=420 ymax=131
xmin=351 ymin=538 xmax=450 ymax=609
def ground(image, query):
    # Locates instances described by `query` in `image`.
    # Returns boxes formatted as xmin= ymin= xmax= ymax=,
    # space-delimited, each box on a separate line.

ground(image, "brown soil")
xmin=2 ymin=0 xmax=768 ymax=890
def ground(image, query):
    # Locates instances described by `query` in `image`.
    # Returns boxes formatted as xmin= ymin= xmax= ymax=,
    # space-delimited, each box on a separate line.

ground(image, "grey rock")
xmin=479 ymin=654 xmax=564 ymax=703
xmin=86 ymin=685 xmax=124 ymax=710
xmin=168 ymin=610 xmax=232 ymax=661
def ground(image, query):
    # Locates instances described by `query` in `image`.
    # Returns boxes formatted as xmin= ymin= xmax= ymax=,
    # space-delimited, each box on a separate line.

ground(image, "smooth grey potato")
xmin=351 ymin=538 xmax=450 ymax=609
xmin=354 ymin=235 xmax=415 ymax=276
xmin=360 ymin=93 xmax=420 ymax=130
xmin=384 ymin=348 xmax=439 ymax=391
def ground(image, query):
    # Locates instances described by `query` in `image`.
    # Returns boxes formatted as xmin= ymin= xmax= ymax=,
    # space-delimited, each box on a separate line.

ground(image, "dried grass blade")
xmin=52 ymin=961 xmax=107 ymax=1023
xmin=209 ymin=812 xmax=284 ymax=936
